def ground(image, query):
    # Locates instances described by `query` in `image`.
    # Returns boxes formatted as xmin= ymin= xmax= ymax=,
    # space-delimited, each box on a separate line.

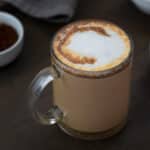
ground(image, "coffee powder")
xmin=0 ymin=24 xmax=18 ymax=52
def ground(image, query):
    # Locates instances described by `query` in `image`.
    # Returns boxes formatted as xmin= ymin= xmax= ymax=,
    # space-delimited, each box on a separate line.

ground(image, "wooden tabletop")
xmin=1 ymin=0 xmax=150 ymax=149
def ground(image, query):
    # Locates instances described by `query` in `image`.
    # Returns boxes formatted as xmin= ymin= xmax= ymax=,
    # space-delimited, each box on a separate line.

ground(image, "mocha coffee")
xmin=52 ymin=20 xmax=131 ymax=135
xmin=29 ymin=20 xmax=132 ymax=140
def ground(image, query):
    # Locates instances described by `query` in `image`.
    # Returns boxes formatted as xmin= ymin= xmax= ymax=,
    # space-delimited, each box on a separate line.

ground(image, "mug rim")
xmin=50 ymin=19 xmax=134 ymax=78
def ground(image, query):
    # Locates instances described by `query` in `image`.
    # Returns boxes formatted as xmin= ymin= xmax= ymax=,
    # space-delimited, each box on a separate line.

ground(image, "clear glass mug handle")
xmin=28 ymin=67 xmax=63 ymax=125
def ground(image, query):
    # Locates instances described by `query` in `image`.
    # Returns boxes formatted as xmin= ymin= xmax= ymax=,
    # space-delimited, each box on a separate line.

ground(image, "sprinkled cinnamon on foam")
xmin=53 ymin=20 xmax=131 ymax=71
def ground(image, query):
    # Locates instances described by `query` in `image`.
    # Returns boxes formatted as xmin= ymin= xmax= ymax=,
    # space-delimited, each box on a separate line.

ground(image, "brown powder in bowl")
xmin=0 ymin=24 xmax=18 ymax=52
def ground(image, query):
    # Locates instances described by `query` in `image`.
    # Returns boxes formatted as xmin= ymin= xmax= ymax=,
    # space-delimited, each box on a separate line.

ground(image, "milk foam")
xmin=53 ymin=21 xmax=130 ymax=71
xmin=66 ymin=29 xmax=126 ymax=69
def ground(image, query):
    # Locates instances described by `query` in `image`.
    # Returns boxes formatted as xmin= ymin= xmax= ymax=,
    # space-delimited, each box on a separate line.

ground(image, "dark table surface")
xmin=1 ymin=0 xmax=150 ymax=149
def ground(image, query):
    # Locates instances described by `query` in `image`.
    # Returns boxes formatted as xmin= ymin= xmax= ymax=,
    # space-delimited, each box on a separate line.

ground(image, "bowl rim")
xmin=132 ymin=0 xmax=150 ymax=4
xmin=0 ymin=11 xmax=24 ymax=55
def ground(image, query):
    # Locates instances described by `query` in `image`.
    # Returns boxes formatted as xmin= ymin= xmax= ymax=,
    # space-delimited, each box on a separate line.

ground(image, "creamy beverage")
xmin=51 ymin=20 xmax=132 ymax=138
xmin=29 ymin=20 xmax=132 ymax=140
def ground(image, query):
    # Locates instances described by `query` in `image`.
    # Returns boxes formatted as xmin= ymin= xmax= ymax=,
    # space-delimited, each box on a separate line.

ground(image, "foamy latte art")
xmin=53 ymin=20 xmax=131 ymax=71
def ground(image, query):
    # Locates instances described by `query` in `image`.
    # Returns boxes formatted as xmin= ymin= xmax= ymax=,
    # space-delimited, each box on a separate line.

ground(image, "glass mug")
xmin=28 ymin=22 xmax=133 ymax=140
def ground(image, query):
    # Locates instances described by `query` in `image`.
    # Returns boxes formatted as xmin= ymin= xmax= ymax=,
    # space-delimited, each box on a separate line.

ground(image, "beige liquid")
xmin=52 ymin=20 xmax=132 ymax=134
xmin=53 ymin=64 xmax=131 ymax=133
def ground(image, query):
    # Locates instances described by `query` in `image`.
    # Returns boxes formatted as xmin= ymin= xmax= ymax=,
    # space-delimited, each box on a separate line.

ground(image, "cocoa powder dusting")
xmin=55 ymin=23 xmax=111 ymax=65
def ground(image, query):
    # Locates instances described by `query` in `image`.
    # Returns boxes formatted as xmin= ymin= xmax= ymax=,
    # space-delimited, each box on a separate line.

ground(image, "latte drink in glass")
xmin=29 ymin=20 xmax=132 ymax=140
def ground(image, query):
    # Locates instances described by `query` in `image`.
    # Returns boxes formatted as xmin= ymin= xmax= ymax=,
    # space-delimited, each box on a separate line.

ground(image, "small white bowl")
xmin=0 ymin=11 xmax=24 ymax=67
xmin=132 ymin=0 xmax=150 ymax=14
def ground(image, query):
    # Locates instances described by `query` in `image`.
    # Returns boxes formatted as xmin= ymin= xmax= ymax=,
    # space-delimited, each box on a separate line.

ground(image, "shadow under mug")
xmin=28 ymin=46 xmax=132 ymax=140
